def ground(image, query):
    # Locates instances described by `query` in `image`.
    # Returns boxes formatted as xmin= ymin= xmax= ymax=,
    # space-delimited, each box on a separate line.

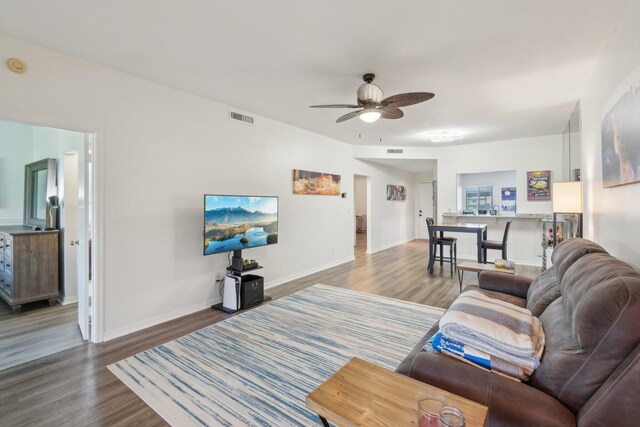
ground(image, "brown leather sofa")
xmin=397 ymin=238 xmax=640 ymax=426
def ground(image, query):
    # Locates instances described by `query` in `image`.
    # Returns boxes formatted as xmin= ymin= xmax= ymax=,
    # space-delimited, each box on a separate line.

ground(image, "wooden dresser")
xmin=0 ymin=226 xmax=59 ymax=314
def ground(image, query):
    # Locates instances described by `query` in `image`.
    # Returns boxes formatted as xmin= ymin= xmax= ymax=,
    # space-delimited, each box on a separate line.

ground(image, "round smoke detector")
xmin=7 ymin=58 xmax=27 ymax=74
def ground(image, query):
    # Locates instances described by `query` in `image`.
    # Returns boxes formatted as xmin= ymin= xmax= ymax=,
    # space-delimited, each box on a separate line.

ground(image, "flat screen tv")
xmin=203 ymin=194 xmax=278 ymax=256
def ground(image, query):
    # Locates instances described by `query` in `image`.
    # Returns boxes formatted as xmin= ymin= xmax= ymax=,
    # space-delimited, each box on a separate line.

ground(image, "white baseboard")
xmin=103 ymin=297 xmax=219 ymax=342
xmin=60 ymin=296 xmax=78 ymax=305
xmin=370 ymin=238 xmax=413 ymax=254
xmin=102 ymin=256 xmax=356 ymax=342
xmin=265 ymin=256 xmax=355 ymax=289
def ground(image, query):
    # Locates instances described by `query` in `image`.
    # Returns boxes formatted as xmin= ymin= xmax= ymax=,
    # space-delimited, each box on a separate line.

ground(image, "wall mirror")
xmin=24 ymin=158 xmax=57 ymax=228
xmin=562 ymin=102 xmax=582 ymax=181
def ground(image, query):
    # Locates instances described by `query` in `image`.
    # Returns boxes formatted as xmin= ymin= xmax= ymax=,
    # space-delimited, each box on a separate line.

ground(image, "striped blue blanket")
xmin=426 ymin=332 xmax=530 ymax=380
xmin=427 ymin=290 xmax=545 ymax=379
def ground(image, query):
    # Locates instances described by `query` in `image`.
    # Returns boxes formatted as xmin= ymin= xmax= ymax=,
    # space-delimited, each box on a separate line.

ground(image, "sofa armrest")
xmin=410 ymin=352 xmax=576 ymax=427
xmin=478 ymin=271 xmax=533 ymax=298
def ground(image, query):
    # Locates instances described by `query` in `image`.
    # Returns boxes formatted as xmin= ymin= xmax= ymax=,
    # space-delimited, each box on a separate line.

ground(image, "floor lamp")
xmin=552 ymin=182 xmax=583 ymax=247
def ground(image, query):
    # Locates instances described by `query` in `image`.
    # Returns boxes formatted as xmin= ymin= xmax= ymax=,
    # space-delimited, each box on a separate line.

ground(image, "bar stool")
xmin=481 ymin=220 xmax=512 ymax=263
xmin=426 ymin=217 xmax=457 ymax=273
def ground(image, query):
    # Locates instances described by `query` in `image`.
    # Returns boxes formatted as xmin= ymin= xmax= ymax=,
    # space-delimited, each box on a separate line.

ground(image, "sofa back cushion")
xmin=525 ymin=239 xmax=609 ymax=317
xmin=550 ymin=238 xmax=608 ymax=283
xmin=526 ymin=267 xmax=561 ymax=317
xmin=529 ymin=253 xmax=640 ymax=413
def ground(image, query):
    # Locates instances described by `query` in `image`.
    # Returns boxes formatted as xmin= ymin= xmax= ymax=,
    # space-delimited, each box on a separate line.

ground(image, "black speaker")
xmin=240 ymin=274 xmax=264 ymax=309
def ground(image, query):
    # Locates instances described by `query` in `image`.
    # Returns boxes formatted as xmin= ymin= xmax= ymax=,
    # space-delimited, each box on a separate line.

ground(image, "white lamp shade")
xmin=359 ymin=110 xmax=381 ymax=123
xmin=553 ymin=182 xmax=583 ymax=213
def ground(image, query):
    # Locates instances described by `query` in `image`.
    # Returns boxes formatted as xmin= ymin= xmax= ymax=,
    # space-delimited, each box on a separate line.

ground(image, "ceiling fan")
xmin=310 ymin=73 xmax=434 ymax=123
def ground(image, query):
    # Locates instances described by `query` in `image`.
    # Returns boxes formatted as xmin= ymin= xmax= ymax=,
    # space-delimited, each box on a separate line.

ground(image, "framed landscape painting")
xmin=601 ymin=62 xmax=640 ymax=188
xmin=292 ymin=169 xmax=341 ymax=195
xmin=527 ymin=171 xmax=551 ymax=201
xmin=386 ymin=185 xmax=406 ymax=201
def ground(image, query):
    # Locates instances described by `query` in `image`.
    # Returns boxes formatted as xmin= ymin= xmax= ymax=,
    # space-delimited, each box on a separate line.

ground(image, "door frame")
xmin=353 ymin=174 xmax=372 ymax=254
xmin=0 ymin=109 xmax=104 ymax=343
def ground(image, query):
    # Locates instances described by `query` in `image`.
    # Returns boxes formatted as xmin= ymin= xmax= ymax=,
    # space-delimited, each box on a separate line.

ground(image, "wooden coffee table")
xmin=456 ymin=261 xmax=515 ymax=292
xmin=306 ymin=357 xmax=488 ymax=427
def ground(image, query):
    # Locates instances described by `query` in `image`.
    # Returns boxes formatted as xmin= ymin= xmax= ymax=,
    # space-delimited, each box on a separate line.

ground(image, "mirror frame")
xmin=24 ymin=158 xmax=57 ymax=228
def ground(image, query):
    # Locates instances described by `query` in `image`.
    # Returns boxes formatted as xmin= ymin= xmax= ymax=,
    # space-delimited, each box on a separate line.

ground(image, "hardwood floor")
xmin=0 ymin=240 xmax=540 ymax=426
xmin=0 ymin=299 xmax=85 ymax=371
xmin=354 ymin=231 xmax=367 ymax=257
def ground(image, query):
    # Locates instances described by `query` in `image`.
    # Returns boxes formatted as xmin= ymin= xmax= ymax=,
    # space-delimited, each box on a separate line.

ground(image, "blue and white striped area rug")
xmin=108 ymin=284 xmax=444 ymax=426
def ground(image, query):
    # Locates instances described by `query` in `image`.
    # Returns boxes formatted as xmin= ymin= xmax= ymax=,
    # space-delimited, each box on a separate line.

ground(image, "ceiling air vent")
xmin=229 ymin=111 xmax=254 ymax=125
xmin=387 ymin=148 xmax=403 ymax=154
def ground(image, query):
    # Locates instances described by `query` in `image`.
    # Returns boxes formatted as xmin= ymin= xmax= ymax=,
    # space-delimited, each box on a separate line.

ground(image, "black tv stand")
xmin=212 ymin=251 xmax=271 ymax=314
xmin=211 ymin=295 xmax=272 ymax=314
xmin=226 ymin=265 xmax=263 ymax=273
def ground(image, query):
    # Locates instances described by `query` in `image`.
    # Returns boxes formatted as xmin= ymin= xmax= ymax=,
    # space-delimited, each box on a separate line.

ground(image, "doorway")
xmin=354 ymin=175 xmax=370 ymax=256
xmin=417 ymin=181 xmax=435 ymax=239
xmin=0 ymin=118 xmax=98 ymax=370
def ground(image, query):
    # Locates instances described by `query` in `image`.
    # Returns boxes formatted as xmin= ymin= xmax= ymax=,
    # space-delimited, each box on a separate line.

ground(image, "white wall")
xmin=353 ymin=160 xmax=416 ymax=253
xmin=437 ymin=135 xmax=562 ymax=265
xmin=0 ymin=120 xmax=33 ymax=224
xmin=436 ymin=135 xmax=562 ymax=216
xmin=0 ymin=34 xmax=416 ymax=340
xmin=414 ymin=172 xmax=436 ymax=182
xmin=354 ymin=135 xmax=563 ymax=265
xmin=581 ymin=0 xmax=640 ymax=269
xmin=457 ymin=170 xmax=517 ymax=213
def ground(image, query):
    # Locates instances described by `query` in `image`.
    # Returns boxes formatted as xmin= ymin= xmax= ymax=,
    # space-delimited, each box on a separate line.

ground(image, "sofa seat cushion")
xmin=410 ymin=352 xmax=577 ymax=427
xmin=396 ymin=321 xmax=439 ymax=375
xmin=529 ymin=253 xmax=640 ymax=413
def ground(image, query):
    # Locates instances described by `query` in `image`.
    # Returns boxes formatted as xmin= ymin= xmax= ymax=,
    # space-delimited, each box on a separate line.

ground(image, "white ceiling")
xmin=0 ymin=1 xmax=629 ymax=147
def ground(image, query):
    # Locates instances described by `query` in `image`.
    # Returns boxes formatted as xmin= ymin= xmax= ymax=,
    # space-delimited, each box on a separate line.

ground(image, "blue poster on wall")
xmin=501 ymin=187 xmax=516 ymax=212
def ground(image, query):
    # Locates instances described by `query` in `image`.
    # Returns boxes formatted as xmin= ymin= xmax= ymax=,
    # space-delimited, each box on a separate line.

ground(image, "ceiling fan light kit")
xmin=310 ymin=73 xmax=434 ymax=124
xmin=359 ymin=109 xmax=382 ymax=123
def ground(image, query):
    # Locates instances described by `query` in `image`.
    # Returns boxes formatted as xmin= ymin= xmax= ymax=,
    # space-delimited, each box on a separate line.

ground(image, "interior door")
xmin=83 ymin=136 xmax=95 ymax=341
xmin=417 ymin=182 xmax=434 ymax=239
xmin=64 ymin=152 xmax=87 ymax=340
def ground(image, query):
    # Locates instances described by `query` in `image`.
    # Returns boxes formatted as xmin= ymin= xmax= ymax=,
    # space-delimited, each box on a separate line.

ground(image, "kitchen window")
xmin=465 ymin=186 xmax=493 ymax=212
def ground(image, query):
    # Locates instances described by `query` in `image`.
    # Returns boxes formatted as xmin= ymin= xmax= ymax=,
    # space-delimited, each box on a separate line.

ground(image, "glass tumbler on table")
xmin=438 ymin=405 xmax=465 ymax=427
xmin=417 ymin=395 xmax=446 ymax=427
xmin=417 ymin=395 xmax=466 ymax=427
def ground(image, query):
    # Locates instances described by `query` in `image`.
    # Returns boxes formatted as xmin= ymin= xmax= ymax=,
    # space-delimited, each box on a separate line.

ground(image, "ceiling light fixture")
xmin=422 ymin=130 xmax=464 ymax=143
xmin=359 ymin=108 xmax=382 ymax=123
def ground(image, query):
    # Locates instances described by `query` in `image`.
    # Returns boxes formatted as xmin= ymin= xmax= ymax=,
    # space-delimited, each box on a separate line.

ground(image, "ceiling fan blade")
xmin=336 ymin=110 xmax=363 ymax=123
xmin=382 ymin=92 xmax=435 ymax=107
xmin=380 ymin=106 xmax=404 ymax=120
xmin=310 ymin=104 xmax=360 ymax=108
